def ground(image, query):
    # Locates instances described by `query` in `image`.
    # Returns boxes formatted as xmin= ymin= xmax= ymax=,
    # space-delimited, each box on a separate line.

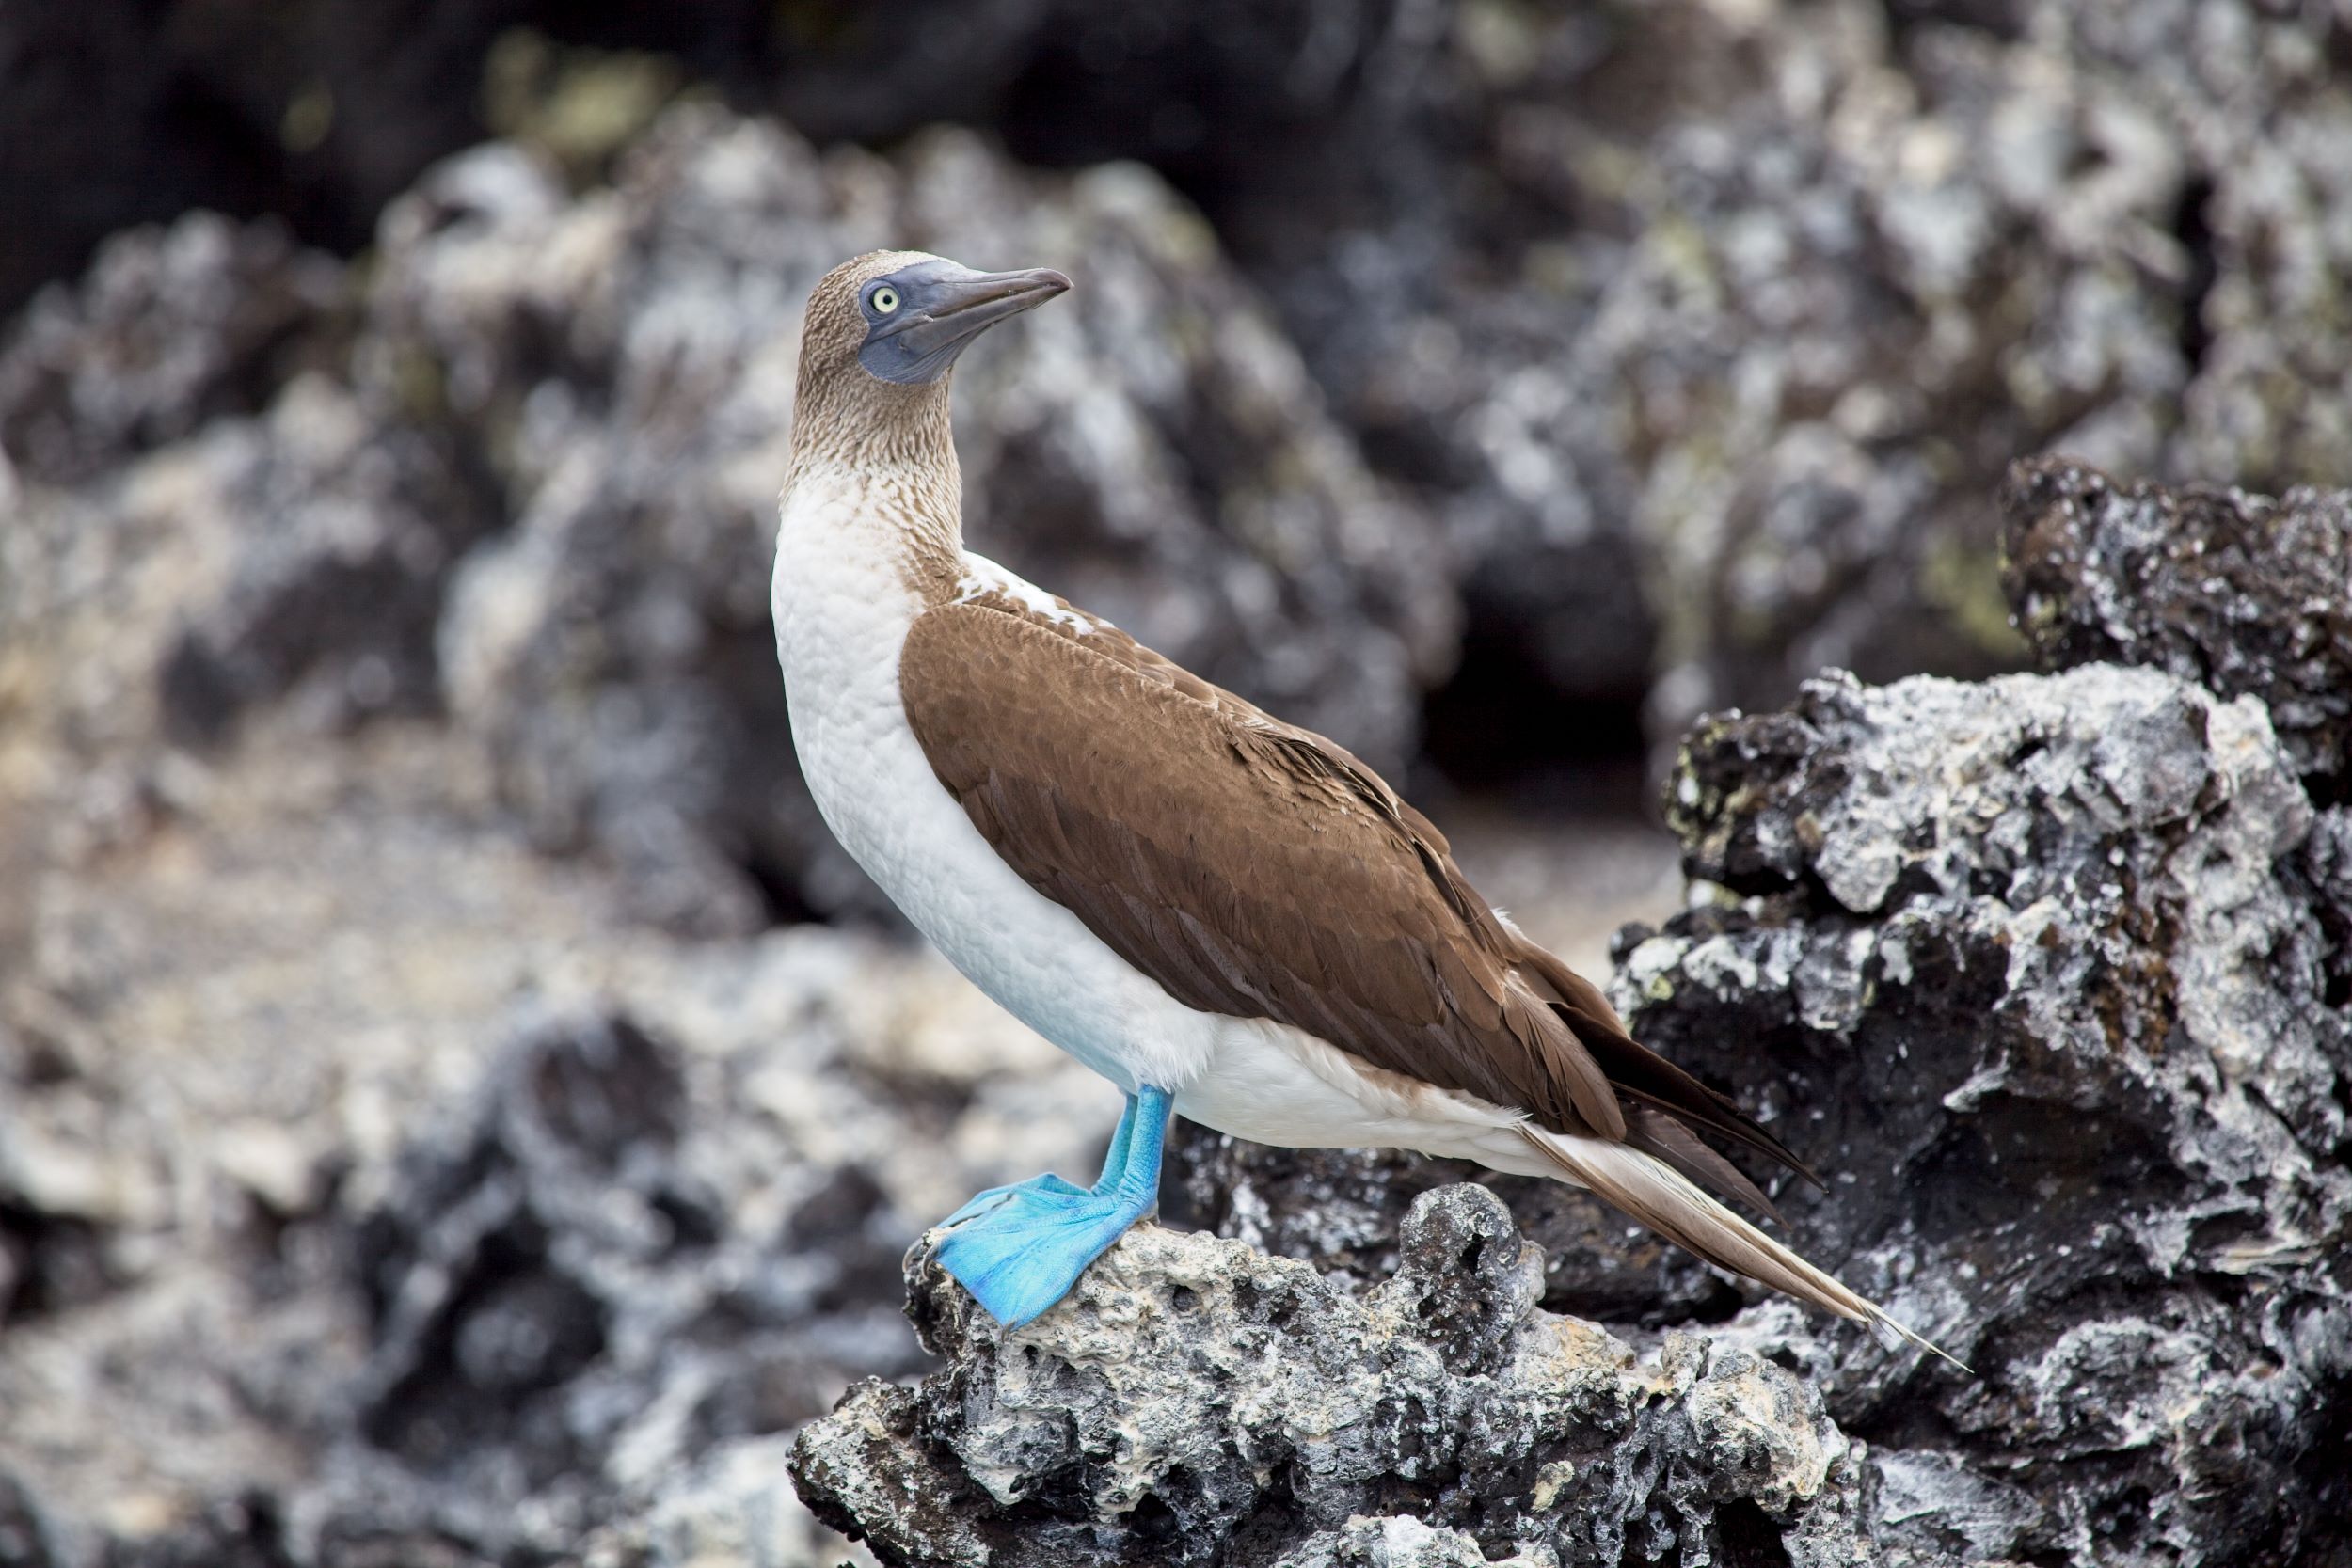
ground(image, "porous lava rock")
xmin=1169 ymin=660 xmax=2352 ymax=1566
xmin=2002 ymin=453 xmax=2352 ymax=798
xmin=793 ymin=1185 xmax=1889 ymax=1568
xmin=16 ymin=0 xmax=2352 ymax=768
xmin=0 ymin=712 xmax=1115 ymax=1565
xmin=1622 ymin=663 xmax=2350 ymax=1564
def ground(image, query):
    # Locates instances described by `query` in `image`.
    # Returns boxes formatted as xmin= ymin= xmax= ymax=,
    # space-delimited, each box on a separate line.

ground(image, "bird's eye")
xmin=869 ymin=285 xmax=900 ymax=315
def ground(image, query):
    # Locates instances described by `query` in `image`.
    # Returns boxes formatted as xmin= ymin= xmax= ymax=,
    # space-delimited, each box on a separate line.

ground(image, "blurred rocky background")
xmin=1 ymin=1 xmax=2347 ymax=1564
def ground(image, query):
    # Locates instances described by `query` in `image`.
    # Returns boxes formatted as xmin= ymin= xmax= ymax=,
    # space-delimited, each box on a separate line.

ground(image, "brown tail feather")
xmin=1513 ymin=944 xmax=1820 ymax=1187
xmin=1608 ymin=1075 xmax=1820 ymax=1189
xmin=1518 ymin=1124 xmax=1966 ymax=1370
xmin=1622 ymin=1104 xmax=1786 ymax=1226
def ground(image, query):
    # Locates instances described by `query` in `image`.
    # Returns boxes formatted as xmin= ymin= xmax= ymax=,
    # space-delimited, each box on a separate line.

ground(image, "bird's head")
xmin=792 ymin=250 xmax=1071 ymax=441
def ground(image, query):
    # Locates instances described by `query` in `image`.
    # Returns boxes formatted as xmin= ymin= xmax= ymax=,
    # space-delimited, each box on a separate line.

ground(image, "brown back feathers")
xmin=900 ymin=583 xmax=1804 ymax=1196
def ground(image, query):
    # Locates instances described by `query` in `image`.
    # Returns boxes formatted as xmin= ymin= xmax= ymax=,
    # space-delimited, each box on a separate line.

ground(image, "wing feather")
xmin=901 ymin=590 xmax=1789 ymax=1168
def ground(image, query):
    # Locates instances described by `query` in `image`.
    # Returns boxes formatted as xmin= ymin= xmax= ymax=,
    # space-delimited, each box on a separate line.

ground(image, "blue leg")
xmin=1089 ymin=1090 xmax=1145 ymax=1196
xmin=933 ymin=1086 xmax=1172 ymax=1326
xmin=936 ymin=1094 xmax=1141 ymax=1227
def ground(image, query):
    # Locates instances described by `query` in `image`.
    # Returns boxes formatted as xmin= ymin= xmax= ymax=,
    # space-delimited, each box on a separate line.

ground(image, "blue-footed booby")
xmin=772 ymin=249 xmax=1944 ymax=1357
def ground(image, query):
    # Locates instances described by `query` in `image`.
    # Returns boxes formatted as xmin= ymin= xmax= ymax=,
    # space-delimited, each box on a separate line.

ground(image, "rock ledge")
xmin=792 ymin=1185 xmax=1883 ymax=1568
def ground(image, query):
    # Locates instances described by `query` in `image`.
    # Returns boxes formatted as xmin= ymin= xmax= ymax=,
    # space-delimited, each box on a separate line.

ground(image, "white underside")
xmin=772 ymin=480 xmax=1557 ymax=1175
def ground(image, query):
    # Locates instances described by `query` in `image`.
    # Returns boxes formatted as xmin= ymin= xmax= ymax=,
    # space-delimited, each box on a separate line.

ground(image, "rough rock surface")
xmin=918 ymin=0 xmax=2352 ymax=749
xmin=795 ymin=1185 xmax=1886 ymax=1568
xmin=1631 ymin=665 xmax=2352 ymax=1564
xmin=1214 ymin=0 xmax=2352 ymax=747
xmin=1170 ymin=662 xmax=2352 ymax=1567
xmin=0 ymin=713 xmax=1116 ymax=1567
xmin=1168 ymin=1135 xmax=1744 ymax=1331
xmin=7 ymin=15 xmax=2352 ymax=1568
xmin=2002 ymin=454 xmax=2352 ymax=798
xmin=0 ymin=213 xmax=351 ymax=488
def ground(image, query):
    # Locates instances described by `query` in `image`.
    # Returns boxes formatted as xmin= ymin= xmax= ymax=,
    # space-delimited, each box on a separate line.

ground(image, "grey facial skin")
xmin=857 ymin=261 xmax=1073 ymax=385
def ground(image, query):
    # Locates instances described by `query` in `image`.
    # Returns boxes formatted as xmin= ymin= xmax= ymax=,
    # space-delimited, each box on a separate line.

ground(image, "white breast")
xmin=772 ymin=482 xmax=1225 ymax=1092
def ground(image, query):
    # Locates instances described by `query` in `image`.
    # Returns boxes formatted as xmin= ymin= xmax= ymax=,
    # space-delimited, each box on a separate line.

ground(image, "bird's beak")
xmin=860 ymin=265 xmax=1072 ymax=385
xmin=916 ymin=267 xmax=1073 ymax=335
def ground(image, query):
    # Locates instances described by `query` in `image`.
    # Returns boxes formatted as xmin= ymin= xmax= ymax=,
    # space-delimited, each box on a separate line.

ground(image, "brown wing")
xmin=906 ymin=584 xmax=1820 ymax=1200
xmin=904 ymin=593 xmax=1641 ymax=1139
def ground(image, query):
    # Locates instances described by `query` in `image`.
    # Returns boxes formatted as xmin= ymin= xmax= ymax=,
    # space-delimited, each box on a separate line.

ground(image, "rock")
xmin=156 ymin=376 xmax=501 ymax=742
xmin=1166 ymin=659 xmax=2352 ymax=1565
xmin=2 ymin=102 xmax=1453 ymax=931
xmin=6 ymin=16 xmax=2352 ymax=1565
xmin=2001 ymin=454 xmax=2352 ymax=796
xmin=18 ymin=0 xmax=2352 ymax=804
xmin=0 ymin=714 xmax=1114 ymax=1568
xmin=2306 ymin=806 xmax=2352 ymax=1021
xmin=1167 ymin=1137 xmax=1741 ymax=1329
xmin=0 ymin=212 xmax=349 ymax=487
xmin=1157 ymin=0 xmax=2352 ymax=761
xmin=1629 ymin=663 xmax=2352 ymax=1563
xmin=793 ymin=1185 xmax=1888 ymax=1568
xmin=16 ymin=0 xmax=2352 ymax=783
xmin=0 ymin=1472 xmax=55 ymax=1568
xmin=1 ymin=374 xmax=496 ymax=773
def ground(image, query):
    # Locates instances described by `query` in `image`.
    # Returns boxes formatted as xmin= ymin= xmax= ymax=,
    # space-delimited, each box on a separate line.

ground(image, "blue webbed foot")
xmin=932 ymin=1181 xmax=1157 ymax=1325
xmin=932 ymin=1085 xmax=1171 ymax=1327
xmin=939 ymin=1173 xmax=1089 ymax=1229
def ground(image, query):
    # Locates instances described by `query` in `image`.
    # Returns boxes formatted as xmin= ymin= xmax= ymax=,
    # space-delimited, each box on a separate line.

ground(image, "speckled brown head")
xmin=789 ymin=249 xmax=1070 ymax=467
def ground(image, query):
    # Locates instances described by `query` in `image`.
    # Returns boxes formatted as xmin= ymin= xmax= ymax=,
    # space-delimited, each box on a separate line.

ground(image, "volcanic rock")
xmin=1171 ymin=659 xmax=2352 ymax=1565
xmin=794 ymin=1185 xmax=1888 ymax=1568
xmin=2002 ymin=454 xmax=2352 ymax=798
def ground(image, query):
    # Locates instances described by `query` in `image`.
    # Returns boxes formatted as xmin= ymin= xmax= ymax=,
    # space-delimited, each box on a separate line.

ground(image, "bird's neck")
xmin=782 ymin=383 xmax=964 ymax=602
